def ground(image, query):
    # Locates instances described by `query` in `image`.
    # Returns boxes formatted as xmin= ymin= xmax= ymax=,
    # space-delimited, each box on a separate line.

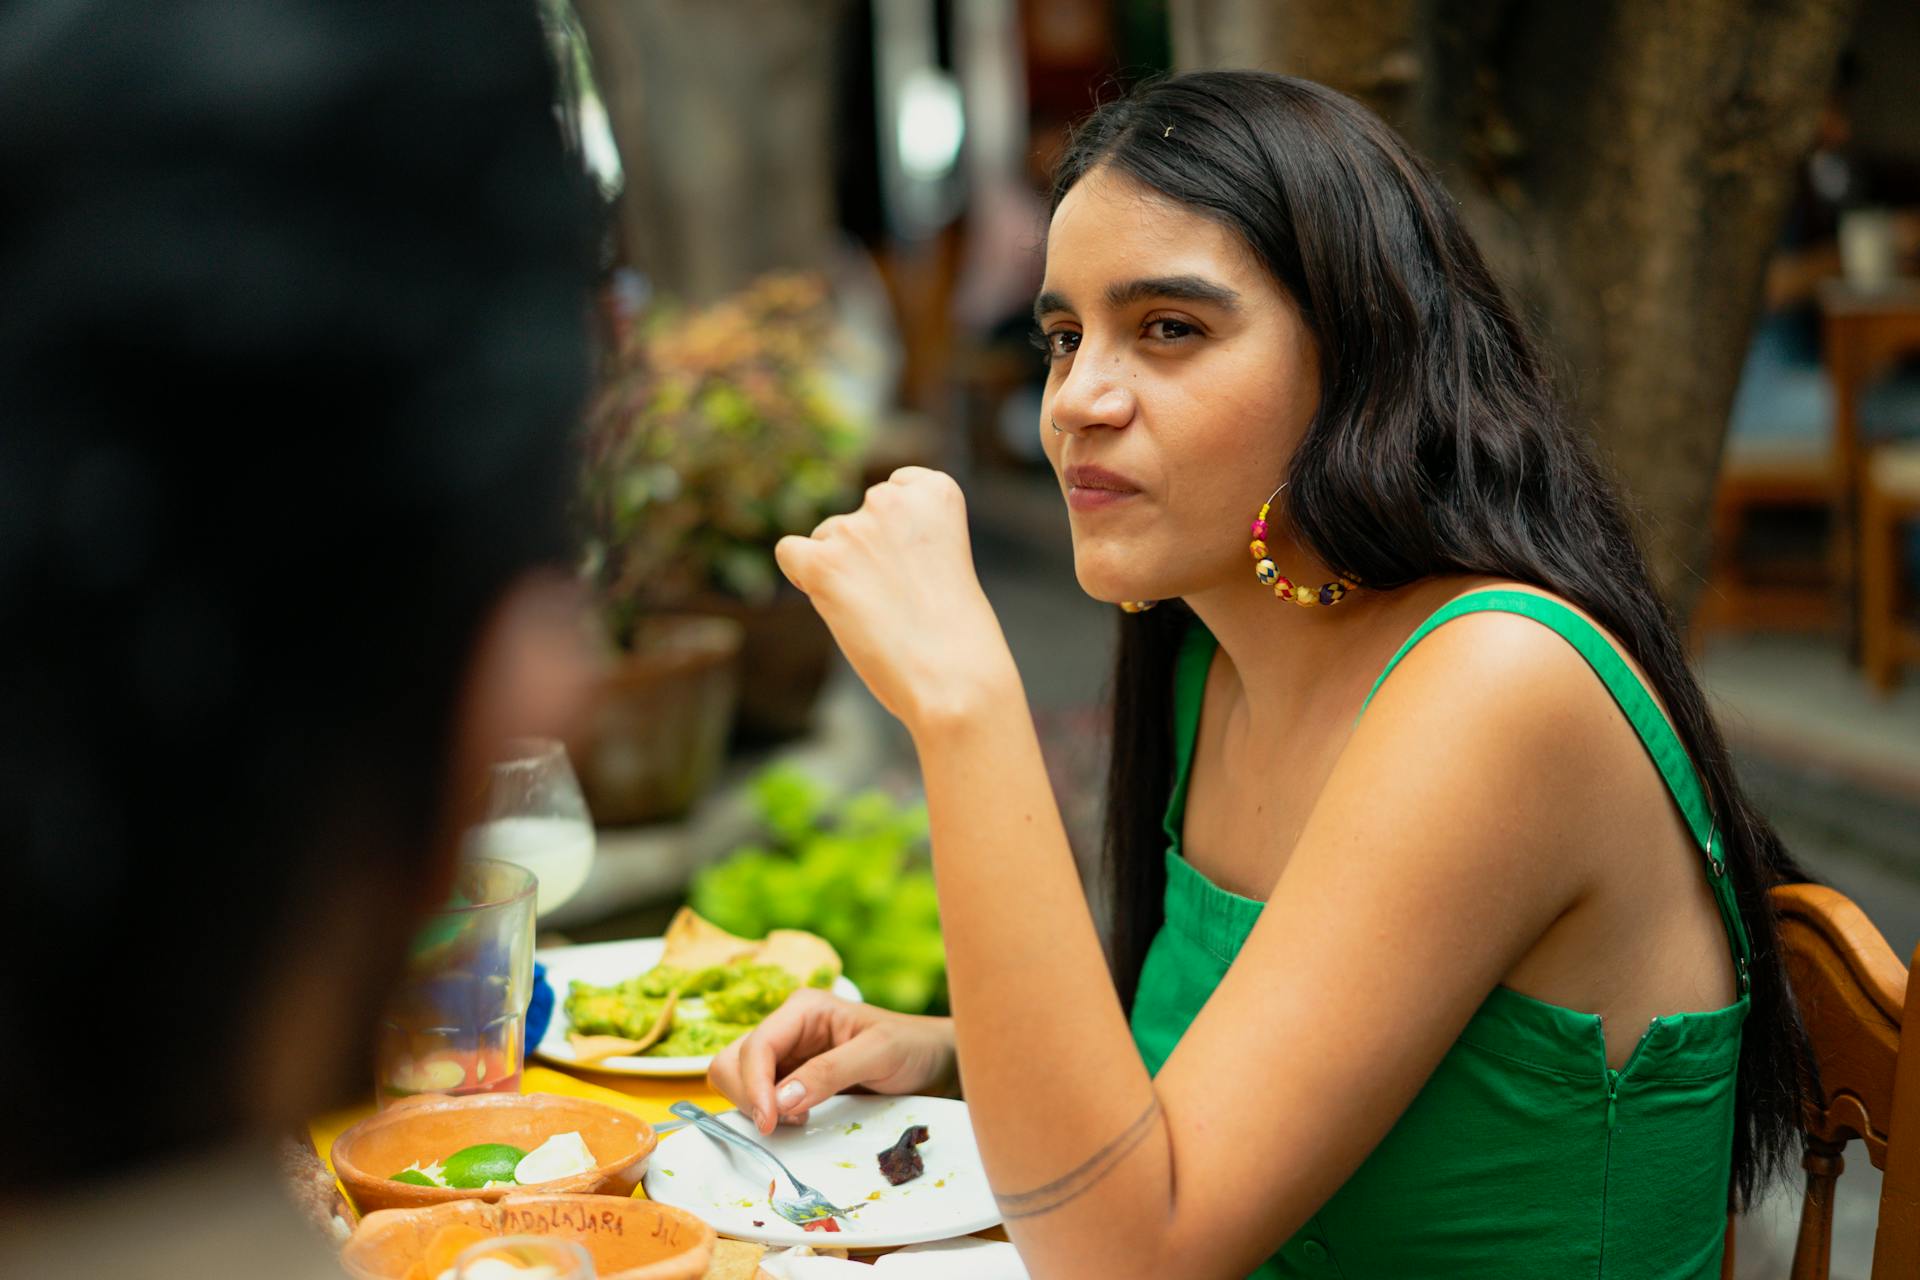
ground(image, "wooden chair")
xmin=1859 ymin=443 xmax=1920 ymax=692
xmin=1699 ymin=286 xmax=1920 ymax=656
xmin=1744 ymin=883 xmax=1920 ymax=1278
xmin=1820 ymin=282 xmax=1920 ymax=661
xmin=1694 ymin=443 xmax=1843 ymax=644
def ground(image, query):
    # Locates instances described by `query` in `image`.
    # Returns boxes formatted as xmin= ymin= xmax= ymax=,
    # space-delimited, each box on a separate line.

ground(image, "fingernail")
xmin=749 ymin=1108 xmax=766 ymax=1131
xmin=776 ymin=1080 xmax=805 ymax=1109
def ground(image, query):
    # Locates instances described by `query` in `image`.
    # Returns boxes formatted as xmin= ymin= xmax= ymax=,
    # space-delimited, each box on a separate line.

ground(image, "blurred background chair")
xmin=1815 ymin=280 xmax=1920 ymax=693
xmin=1759 ymin=883 xmax=1920 ymax=1279
xmin=1862 ymin=444 xmax=1920 ymax=691
xmin=1698 ymin=314 xmax=1842 ymax=642
xmin=1821 ymin=281 xmax=1920 ymax=675
xmin=1696 ymin=292 xmax=1920 ymax=655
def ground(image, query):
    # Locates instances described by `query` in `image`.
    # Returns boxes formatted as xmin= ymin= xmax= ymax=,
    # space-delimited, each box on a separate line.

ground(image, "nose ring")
xmin=1050 ymin=418 xmax=1063 ymax=435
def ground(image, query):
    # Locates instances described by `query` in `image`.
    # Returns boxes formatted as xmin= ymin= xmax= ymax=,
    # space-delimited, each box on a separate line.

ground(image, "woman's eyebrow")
xmin=1032 ymin=275 xmax=1242 ymax=326
xmin=1033 ymin=289 xmax=1073 ymax=325
xmin=1107 ymin=274 xmax=1241 ymax=311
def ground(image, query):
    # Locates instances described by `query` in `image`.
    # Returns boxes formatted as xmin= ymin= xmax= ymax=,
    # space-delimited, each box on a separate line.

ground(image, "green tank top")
xmin=1129 ymin=590 xmax=1750 ymax=1279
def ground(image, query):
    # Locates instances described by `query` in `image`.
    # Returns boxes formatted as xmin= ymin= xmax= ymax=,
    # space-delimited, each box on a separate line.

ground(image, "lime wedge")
xmin=441 ymin=1143 xmax=527 ymax=1190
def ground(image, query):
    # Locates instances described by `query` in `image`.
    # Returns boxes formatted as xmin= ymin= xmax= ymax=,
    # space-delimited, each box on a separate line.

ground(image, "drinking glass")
xmin=373 ymin=858 xmax=537 ymax=1106
xmin=464 ymin=738 xmax=597 ymax=919
xmin=454 ymin=1236 xmax=595 ymax=1280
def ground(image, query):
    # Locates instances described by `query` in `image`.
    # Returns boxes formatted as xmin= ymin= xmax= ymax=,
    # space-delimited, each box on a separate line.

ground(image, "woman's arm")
xmin=775 ymin=470 xmax=1605 ymax=1279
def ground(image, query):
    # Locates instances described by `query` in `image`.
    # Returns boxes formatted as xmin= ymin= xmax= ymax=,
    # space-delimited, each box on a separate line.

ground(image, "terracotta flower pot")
xmin=682 ymin=590 xmax=836 ymax=745
xmin=340 ymin=1194 xmax=714 ymax=1280
xmin=571 ymin=615 xmax=743 ymax=826
xmin=330 ymin=1091 xmax=657 ymax=1218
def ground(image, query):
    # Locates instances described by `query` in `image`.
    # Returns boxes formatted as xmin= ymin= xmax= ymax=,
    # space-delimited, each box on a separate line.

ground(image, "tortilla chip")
xmin=701 ymin=1238 xmax=766 ymax=1280
xmin=661 ymin=906 xmax=759 ymax=972
xmin=567 ymin=1034 xmax=648 ymax=1064
xmin=753 ymin=930 xmax=842 ymax=986
xmin=568 ymin=992 xmax=678 ymax=1062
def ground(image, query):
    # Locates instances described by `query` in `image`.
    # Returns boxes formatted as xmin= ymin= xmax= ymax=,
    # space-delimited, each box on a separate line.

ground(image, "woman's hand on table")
xmin=774 ymin=467 xmax=1018 ymax=735
xmin=708 ymin=989 xmax=958 ymax=1135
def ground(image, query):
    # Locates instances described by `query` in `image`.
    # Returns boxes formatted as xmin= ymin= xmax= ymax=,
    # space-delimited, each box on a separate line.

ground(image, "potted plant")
xmin=567 ymin=613 xmax=745 ymax=826
xmin=578 ymin=271 xmax=869 ymax=762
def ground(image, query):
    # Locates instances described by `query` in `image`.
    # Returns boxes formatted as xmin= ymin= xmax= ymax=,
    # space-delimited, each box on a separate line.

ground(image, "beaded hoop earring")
xmin=1251 ymin=483 xmax=1357 ymax=607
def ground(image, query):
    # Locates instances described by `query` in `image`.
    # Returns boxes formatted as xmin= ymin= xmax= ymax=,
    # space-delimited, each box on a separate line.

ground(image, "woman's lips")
xmin=1067 ymin=486 xmax=1138 ymax=511
xmin=1064 ymin=464 xmax=1142 ymax=512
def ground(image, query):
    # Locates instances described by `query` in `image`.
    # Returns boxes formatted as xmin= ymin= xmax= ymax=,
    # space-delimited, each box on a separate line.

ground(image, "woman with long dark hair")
xmin=711 ymin=70 xmax=1809 ymax=1279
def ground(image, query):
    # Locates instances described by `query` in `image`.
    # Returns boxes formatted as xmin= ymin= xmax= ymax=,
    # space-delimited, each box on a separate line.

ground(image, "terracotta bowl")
xmin=340 ymin=1193 xmax=715 ymax=1280
xmin=331 ymin=1092 xmax=657 ymax=1217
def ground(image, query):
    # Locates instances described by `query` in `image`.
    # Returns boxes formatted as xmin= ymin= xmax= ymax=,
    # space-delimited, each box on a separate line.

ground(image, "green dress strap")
xmin=1357 ymin=589 xmax=1752 ymax=977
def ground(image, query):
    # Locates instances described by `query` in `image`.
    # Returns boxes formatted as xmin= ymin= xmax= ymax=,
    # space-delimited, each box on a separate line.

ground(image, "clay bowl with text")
xmin=340 ymin=1194 xmax=715 ymax=1280
xmin=331 ymin=1092 xmax=657 ymax=1217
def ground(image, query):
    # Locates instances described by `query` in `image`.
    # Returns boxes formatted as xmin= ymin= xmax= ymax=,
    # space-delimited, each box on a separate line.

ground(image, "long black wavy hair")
xmin=1064 ymin=71 xmax=1810 ymax=1210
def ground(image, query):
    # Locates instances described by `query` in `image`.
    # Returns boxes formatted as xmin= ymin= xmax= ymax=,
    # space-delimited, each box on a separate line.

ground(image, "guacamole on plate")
xmin=564 ymin=959 xmax=832 ymax=1057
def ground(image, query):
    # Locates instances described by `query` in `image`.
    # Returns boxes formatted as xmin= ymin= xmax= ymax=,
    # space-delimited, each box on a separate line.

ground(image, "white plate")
xmin=643 ymin=1095 xmax=999 ymax=1249
xmin=534 ymin=937 xmax=862 ymax=1077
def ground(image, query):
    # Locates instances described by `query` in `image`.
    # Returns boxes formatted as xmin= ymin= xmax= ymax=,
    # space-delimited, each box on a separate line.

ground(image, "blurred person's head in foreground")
xmin=0 ymin=0 xmax=596 ymax=1198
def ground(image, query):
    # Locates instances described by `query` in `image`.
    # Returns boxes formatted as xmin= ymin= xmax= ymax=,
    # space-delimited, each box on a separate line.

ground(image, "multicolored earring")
xmin=1119 ymin=599 xmax=1157 ymax=613
xmin=1251 ymin=483 xmax=1357 ymax=608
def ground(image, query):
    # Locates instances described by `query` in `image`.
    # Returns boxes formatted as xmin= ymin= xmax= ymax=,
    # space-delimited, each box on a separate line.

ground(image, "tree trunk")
xmin=1170 ymin=0 xmax=1858 ymax=614
xmin=575 ymin=0 xmax=847 ymax=305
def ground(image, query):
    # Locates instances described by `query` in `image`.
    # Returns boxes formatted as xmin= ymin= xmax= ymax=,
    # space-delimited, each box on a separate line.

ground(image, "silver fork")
xmin=667 ymin=1100 xmax=854 ymax=1227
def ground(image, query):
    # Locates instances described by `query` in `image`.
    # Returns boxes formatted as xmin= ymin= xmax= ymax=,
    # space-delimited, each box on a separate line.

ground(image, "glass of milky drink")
xmin=374 ymin=858 xmax=537 ymax=1106
xmin=463 ymin=738 xmax=597 ymax=920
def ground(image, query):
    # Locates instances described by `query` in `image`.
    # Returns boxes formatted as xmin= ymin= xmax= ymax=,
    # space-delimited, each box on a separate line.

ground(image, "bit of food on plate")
xmin=661 ymin=905 xmax=761 ymax=970
xmin=510 ymin=1130 xmax=597 ymax=1183
xmin=388 ymin=1132 xmax=598 ymax=1189
xmin=390 ymin=1162 xmax=446 ymax=1188
xmin=659 ymin=907 xmax=842 ymax=988
xmin=704 ymin=1238 xmax=768 ymax=1280
xmin=751 ymin=928 xmax=844 ymax=991
xmin=565 ymin=991 xmax=678 ymax=1063
xmin=645 ymin=1012 xmax=756 ymax=1058
xmin=877 ymin=1125 xmax=929 ymax=1186
xmin=560 ymin=908 xmax=842 ymax=1060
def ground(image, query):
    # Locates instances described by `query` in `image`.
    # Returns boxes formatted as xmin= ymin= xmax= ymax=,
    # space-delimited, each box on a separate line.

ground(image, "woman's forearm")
xmin=765 ymin=471 xmax=1188 ymax=1274
xmin=911 ymin=670 xmax=1175 ymax=1276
